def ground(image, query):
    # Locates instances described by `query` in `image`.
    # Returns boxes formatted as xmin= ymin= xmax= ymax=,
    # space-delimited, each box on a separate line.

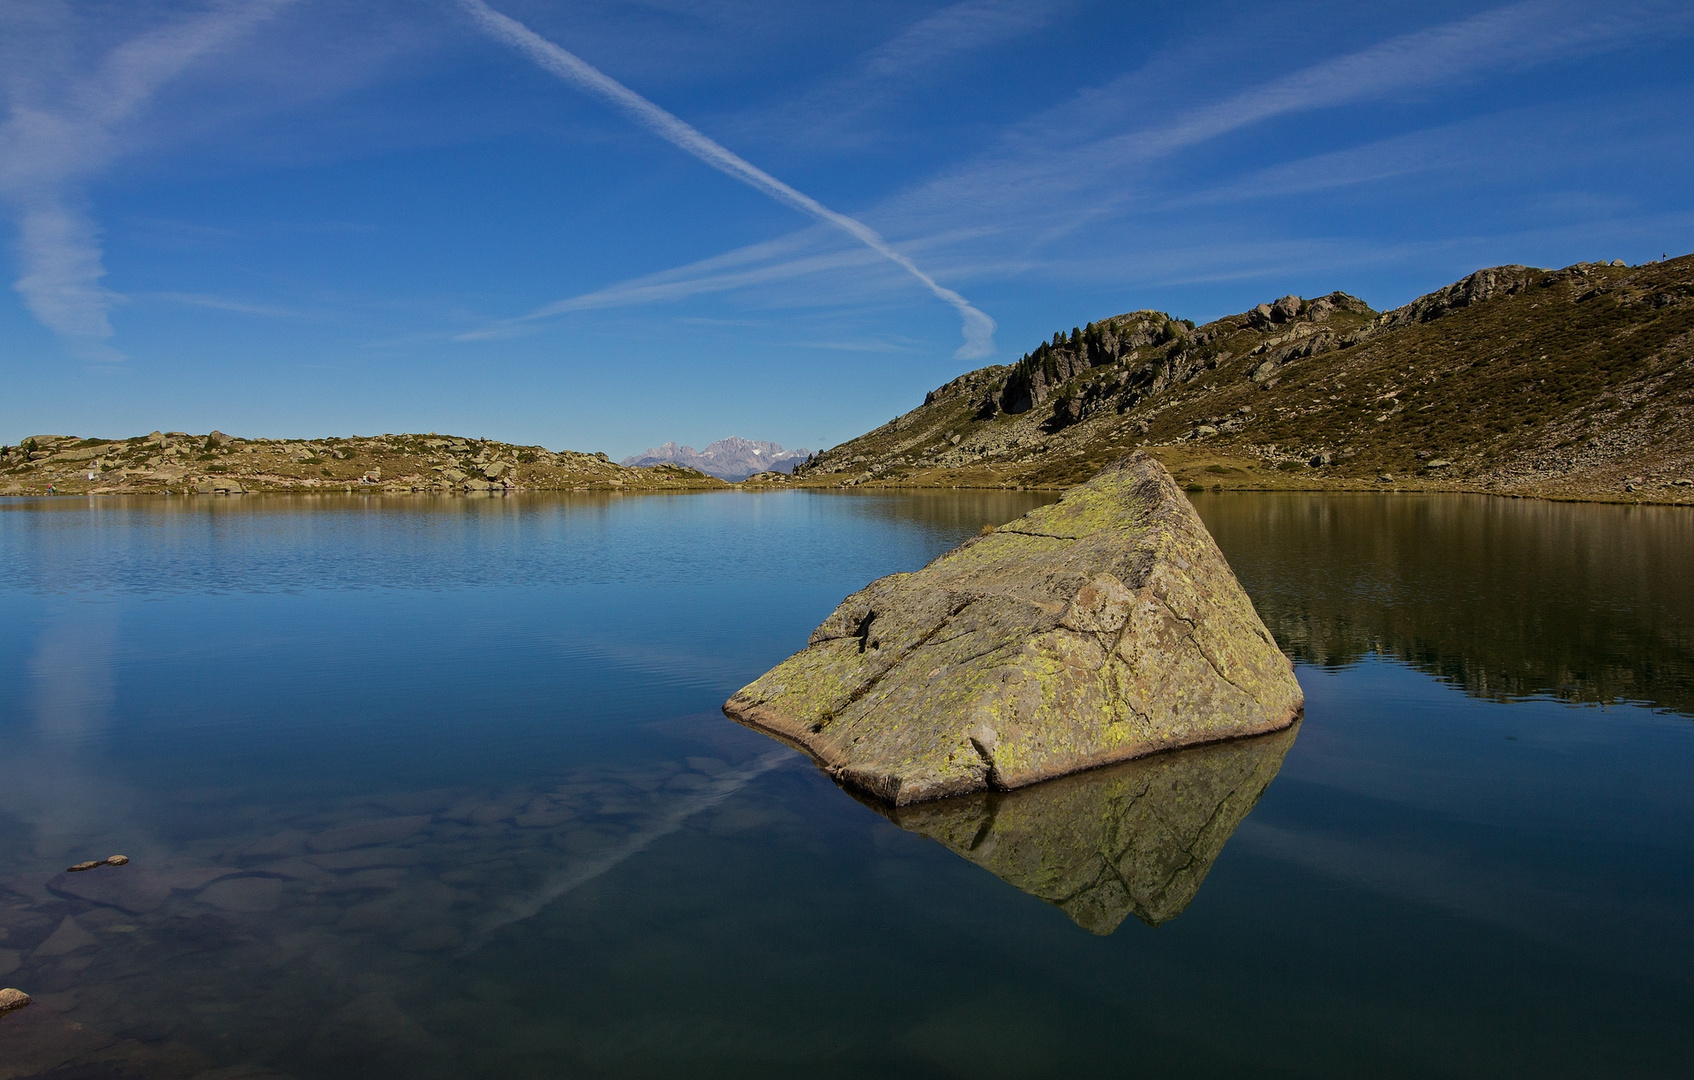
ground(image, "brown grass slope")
xmin=794 ymin=254 xmax=1694 ymax=503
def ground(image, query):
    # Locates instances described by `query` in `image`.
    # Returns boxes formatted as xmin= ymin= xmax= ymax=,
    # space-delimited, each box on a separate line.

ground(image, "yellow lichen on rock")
xmin=723 ymin=451 xmax=1303 ymax=804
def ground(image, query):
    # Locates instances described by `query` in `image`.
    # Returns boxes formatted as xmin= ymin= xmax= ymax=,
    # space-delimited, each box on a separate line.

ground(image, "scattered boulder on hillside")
xmin=725 ymin=452 xmax=1303 ymax=805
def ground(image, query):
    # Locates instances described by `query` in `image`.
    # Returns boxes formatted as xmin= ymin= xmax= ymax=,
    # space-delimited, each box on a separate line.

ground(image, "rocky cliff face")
xmin=794 ymin=255 xmax=1694 ymax=503
xmin=621 ymin=437 xmax=809 ymax=481
xmin=724 ymin=452 xmax=1303 ymax=805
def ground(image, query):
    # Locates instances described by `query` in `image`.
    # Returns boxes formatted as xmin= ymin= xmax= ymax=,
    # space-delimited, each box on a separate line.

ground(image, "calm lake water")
xmin=1 ymin=489 xmax=1691 ymax=1079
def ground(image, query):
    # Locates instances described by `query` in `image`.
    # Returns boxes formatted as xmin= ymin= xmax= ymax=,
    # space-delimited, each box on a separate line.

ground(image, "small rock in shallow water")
xmin=0 ymin=987 xmax=30 ymax=1016
xmin=65 ymin=854 xmax=128 ymax=872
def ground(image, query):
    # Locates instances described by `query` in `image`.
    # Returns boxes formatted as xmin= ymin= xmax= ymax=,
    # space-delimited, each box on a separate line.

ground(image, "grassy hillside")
xmin=0 ymin=431 xmax=726 ymax=495
xmin=795 ymin=254 xmax=1694 ymax=503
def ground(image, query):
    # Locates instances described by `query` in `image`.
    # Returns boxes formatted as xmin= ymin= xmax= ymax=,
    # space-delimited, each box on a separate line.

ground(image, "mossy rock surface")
xmin=724 ymin=452 xmax=1303 ymax=804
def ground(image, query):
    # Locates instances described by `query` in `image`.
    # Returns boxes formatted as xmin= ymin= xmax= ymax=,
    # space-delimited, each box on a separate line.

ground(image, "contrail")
xmin=455 ymin=750 xmax=791 ymax=954
xmin=457 ymin=0 xmax=996 ymax=360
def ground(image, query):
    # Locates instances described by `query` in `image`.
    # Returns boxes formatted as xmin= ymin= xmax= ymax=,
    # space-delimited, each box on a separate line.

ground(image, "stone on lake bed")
xmin=308 ymin=847 xmax=425 ymax=871
xmin=32 ymin=916 xmax=97 ymax=958
xmin=306 ymin=815 xmax=432 ymax=852
xmin=196 ymin=875 xmax=284 ymax=913
xmin=47 ymin=868 xmax=172 ymax=914
xmin=724 ymin=452 xmax=1303 ymax=805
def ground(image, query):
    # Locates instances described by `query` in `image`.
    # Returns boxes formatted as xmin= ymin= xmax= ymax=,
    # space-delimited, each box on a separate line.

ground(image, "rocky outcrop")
xmin=193 ymin=477 xmax=247 ymax=494
xmin=1375 ymin=264 xmax=1539 ymax=329
xmin=724 ymin=452 xmax=1303 ymax=804
xmin=869 ymin=723 xmax=1298 ymax=933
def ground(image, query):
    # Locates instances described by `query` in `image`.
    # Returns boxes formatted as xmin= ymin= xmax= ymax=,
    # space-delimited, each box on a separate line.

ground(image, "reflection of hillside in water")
xmin=1195 ymin=494 xmax=1694 ymax=715
xmin=867 ymin=725 xmax=1298 ymax=934
xmin=0 ymin=490 xmax=1057 ymax=597
xmin=809 ymin=489 xmax=1059 ymax=534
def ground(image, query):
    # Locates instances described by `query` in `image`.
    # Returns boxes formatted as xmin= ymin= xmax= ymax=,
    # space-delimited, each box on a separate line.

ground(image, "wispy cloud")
xmin=455 ymin=0 xmax=997 ymax=359
xmin=784 ymin=338 xmax=918 ymax=354
xmin=734 ymin=0 xmax=1077 ymax=150
xmin=859 ymin=0 xmax=1070 ymax=81
xmin=143 ymin=291 xmax=299 ymax=318
xmin=537 ymin=0 xmax=1691 ymax=330
xmin=0 ymin=1 xmax=291 ymax=359
xmin=891 ymin=0 xmax=1689 ymax=232
xmin=456 ymin=228 xmax=890 ymax=339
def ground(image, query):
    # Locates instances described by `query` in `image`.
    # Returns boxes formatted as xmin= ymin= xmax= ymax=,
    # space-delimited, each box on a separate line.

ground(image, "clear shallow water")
xmin=0 ymin=490 xmax=1690 ymax=1079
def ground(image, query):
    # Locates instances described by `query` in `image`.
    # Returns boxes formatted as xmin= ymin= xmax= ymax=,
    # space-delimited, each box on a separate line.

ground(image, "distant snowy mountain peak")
xmin=620 ymin=437 xmax=810 ymax=481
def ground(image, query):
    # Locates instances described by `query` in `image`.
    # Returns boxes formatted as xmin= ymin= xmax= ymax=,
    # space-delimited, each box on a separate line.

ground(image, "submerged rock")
xmin=868 ymin=723 xmax=1298 ymax=933
xmin=724 ymin=452 xmax=1302 ymax=804
xmin=47 ymin=866 xmax=171 ymax=913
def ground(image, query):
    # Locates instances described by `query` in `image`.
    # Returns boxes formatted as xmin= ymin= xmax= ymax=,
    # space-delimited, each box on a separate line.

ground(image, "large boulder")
xmin=724 ymin=452 xmax=1302 ymax=804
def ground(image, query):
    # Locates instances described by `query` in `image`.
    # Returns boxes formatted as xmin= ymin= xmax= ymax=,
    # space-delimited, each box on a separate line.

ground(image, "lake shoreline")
xmin=5 ymin=475 xmax=1693 ymax=507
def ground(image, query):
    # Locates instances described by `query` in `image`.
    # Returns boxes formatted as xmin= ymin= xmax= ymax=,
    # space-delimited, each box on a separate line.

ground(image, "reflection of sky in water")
xmin=0 ymin=490 xmax=1691 ymax=1079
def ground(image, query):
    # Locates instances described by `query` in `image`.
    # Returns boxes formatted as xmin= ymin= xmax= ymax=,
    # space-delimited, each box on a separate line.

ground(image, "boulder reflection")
xmin=865 ymin=724 xmax=1298 ymax=934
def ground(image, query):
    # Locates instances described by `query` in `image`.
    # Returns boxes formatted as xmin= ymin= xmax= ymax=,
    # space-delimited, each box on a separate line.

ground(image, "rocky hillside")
xmin=621 ymin=436 xmax=810 ymax=481
xmin=795 ymin=254 xmax=1694 ymax=503
xmin=0 ymin=431 xmax=726 ymax=495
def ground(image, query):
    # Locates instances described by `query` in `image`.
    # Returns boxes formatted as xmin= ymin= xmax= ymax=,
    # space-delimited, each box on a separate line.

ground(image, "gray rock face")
xmin=725 ymin=452 xmax=1303 ymax=805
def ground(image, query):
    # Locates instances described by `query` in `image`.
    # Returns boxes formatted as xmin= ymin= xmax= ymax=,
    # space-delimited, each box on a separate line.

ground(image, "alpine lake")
xmin=1 ymin=488 xmax=1691 ymax=1079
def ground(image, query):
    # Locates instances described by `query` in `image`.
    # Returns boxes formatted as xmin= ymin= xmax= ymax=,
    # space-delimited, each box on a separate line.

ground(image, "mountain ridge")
xmin=622 ymin=436 xmax=809 ymax=481
xmin=791 ymin=254 xmax=1694 ymax=504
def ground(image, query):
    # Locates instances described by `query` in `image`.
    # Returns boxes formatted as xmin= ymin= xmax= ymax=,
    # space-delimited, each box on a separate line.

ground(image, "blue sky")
xmin=2 ymin=0 xmax=1692 ymax=457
